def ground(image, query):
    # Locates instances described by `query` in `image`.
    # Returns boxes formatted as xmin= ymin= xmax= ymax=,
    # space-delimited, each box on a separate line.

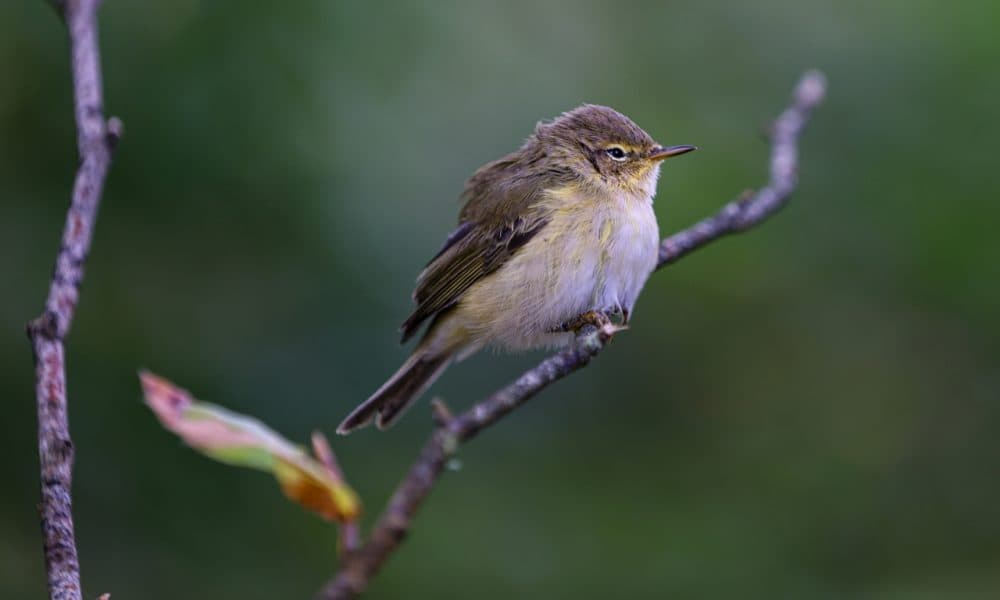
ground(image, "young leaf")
xmin=140 ymin=370 xmax=361 ymax=523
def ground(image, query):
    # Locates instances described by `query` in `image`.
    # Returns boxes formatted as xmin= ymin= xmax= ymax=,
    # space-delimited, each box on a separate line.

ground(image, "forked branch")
xmin=317 ymin=70 xmax=827 ymax=599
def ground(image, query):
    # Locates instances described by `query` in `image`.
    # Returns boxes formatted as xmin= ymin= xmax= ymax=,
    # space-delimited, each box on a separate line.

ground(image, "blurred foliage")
xmin=2 ymin=1 xmax=999 ymax=598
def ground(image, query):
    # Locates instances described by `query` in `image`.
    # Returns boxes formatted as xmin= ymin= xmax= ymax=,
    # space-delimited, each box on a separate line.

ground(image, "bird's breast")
xmin=457 ymin=186 xmax=659 ymax=351
xmin=590 ymin=192 xmax=660 ymax=312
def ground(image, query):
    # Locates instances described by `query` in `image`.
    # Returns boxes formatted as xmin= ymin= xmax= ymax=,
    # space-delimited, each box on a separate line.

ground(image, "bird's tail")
xmin=336 ymin=348 xmax=454 ymax=434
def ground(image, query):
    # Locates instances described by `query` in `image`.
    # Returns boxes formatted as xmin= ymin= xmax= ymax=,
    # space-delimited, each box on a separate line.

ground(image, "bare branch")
xmin=657 ymin=70 xmax=826 ymax=267
xmin=318 ymin=71 xmax=827 ymax=599
xmin=320 ymin=322 xmax=616 ymax=598
xmin=27 ymin=1 xmax=122 ymax=598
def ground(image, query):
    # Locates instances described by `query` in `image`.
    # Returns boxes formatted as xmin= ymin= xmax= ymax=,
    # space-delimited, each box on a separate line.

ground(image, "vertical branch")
xmin=28 ymin=1 xmax=122 ymax=599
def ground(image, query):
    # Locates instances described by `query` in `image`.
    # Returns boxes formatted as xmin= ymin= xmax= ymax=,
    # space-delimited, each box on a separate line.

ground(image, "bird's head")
xmin=534 ymin=104 xmax=695 ymax=196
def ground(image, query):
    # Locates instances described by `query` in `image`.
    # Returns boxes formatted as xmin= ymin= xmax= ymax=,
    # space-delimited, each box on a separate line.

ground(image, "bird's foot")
xmin=602 ymin=303 xmax=630 ymax=326
xmin=551 ymin=310 xmax=626 ymax=335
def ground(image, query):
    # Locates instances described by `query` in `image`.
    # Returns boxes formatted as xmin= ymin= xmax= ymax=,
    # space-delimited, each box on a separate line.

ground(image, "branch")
xmin=318 ymin=70 xmax=827 ymax=599
xmin=657 ymin=70 xmax=826 ymax=268
xmin=27 ymin=1 xmax=122 ymax=599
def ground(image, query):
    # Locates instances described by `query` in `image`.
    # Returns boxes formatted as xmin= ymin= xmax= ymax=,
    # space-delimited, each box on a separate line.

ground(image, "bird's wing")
xmin=399 ymin=169 xmax=550 ymax=343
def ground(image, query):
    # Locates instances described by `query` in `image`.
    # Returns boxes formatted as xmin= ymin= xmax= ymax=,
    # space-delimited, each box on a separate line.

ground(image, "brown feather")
xmin=399 ymin=104 xmax=658 ymax=343
xmin=399 ymin=173 xmax=552 ymax=342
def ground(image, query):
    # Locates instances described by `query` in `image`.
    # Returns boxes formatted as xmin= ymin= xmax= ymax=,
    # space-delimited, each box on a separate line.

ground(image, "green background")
xmin=3 ymin=1 xmax=999 ymax=598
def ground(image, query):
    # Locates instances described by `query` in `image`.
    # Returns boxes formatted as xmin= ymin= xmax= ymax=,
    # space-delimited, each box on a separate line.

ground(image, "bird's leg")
xmin=551 ymin=310 xmax=613 ymax=333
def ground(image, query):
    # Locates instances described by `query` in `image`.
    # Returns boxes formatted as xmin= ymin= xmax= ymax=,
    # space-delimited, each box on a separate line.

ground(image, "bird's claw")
xmin=603 ymin=304 xmax=630 ymax=325
xmin=551 ymin=310 xmax=626 ymax=335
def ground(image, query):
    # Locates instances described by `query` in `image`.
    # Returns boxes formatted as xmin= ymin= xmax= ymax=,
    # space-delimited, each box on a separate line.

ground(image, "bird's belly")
xmin=458 ymin=200 xmax=659 ymax=351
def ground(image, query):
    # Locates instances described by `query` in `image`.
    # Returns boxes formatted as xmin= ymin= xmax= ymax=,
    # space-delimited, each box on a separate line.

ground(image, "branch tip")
xmin=429 ymin=398 xmax=454 ymax=428
xmin=796 ymin=70 xmax=827 ymax=106
xmin=106 ymin=116 xmax=124 ymax=149
xmin=311 ymin=431 xmax=345 ymax=481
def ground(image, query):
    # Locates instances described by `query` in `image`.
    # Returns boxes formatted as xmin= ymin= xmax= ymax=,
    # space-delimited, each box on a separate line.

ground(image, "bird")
xmin=337 ymin=105 xmax=695 ymax=433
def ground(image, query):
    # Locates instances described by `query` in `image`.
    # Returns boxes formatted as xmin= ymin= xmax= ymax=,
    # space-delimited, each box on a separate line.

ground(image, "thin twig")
xmin=313 ymin=432 xmax=362 ymax=553
xmin=317 ymin=70 xmax=827 ymax=599
xmin=27 ymin=1 xmax=122 ymax=599
xmin=657 ymin=70 xmax=826 ymax=267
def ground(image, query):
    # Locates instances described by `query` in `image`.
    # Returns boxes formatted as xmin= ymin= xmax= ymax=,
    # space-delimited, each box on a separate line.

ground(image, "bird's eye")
xmin=605 ymin=146 xmax=627 ymax=161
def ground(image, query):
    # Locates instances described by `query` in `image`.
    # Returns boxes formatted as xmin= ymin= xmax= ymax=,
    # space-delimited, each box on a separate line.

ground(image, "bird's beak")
xmin=647 ymin=145 xmax=697 ymax=161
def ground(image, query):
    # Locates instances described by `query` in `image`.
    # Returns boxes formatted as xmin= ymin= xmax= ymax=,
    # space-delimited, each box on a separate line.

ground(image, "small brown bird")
xmin=338 ymin=105 xmax=694 ymax=433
